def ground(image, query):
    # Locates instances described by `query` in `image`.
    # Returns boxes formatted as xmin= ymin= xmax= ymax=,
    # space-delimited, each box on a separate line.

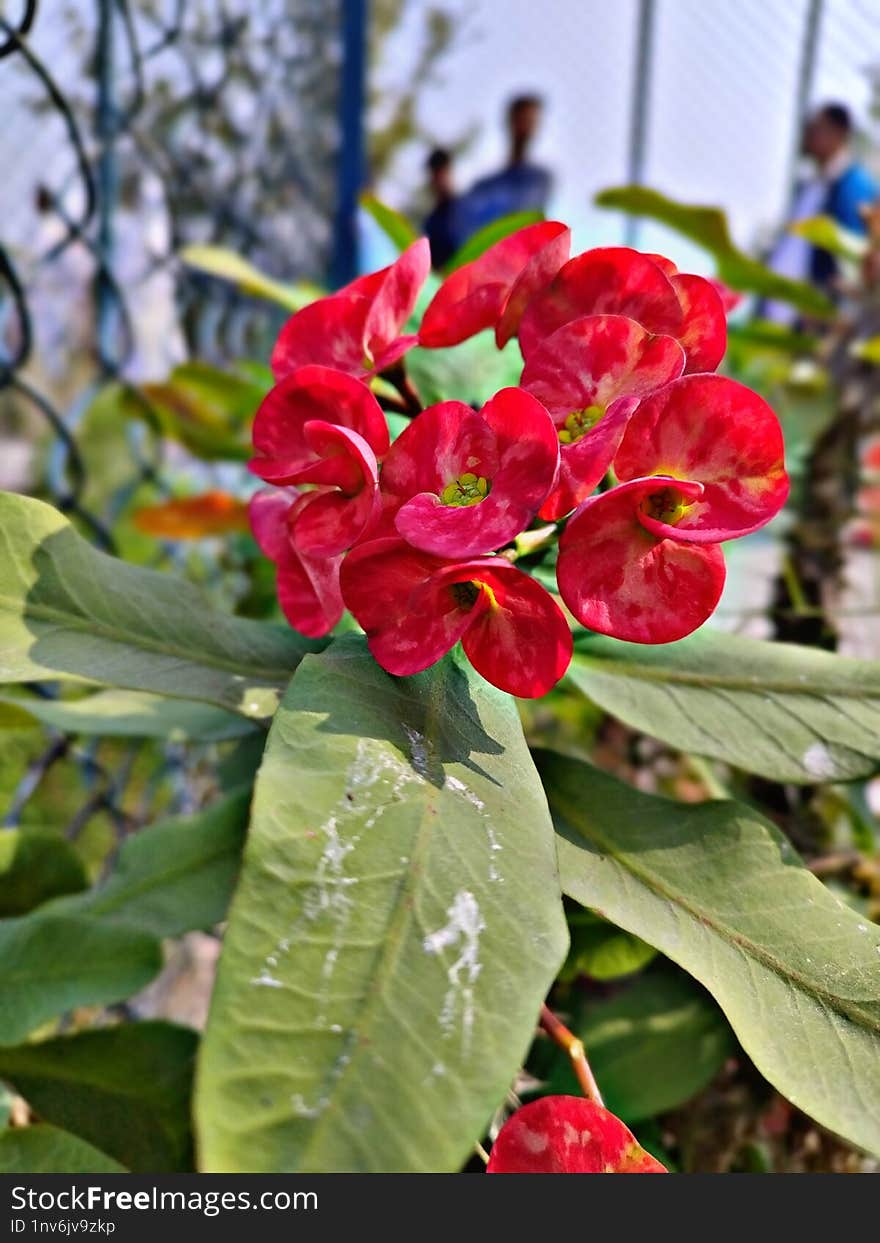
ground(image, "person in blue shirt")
xmin=460 ymin=95 xmax=553 ymax=234
xmin=765 ymin=102 xmax=878 ymax=322
xmin=423 ymin=148 xmax=464 ymax=269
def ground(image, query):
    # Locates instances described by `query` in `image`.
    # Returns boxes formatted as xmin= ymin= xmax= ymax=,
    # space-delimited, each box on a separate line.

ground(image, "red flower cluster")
xmin=250 ymin=223 xmax=788 ymax=696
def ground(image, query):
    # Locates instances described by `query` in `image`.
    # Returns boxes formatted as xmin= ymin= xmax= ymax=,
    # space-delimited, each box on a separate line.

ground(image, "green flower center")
xmin=439 ymin=472 xmax=490 ymax=507
xmin=558 ymin=404 xmax=605 ymax=444
xmin=641 ymin=486 xmax=691 ymax=526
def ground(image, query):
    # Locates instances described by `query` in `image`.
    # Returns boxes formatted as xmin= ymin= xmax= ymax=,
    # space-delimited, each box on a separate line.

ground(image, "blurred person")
xmin=763 ymin=102 xmax=878 ymax=324
xmin=462 ymin=94 xmax=553 ymax=232
xmin=423 ymin=147 xmax=462 ymax=269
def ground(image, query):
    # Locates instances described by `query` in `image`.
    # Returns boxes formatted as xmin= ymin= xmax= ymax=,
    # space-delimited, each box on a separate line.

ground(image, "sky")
xmin=371 ymin=0 xmax=880 ymax=273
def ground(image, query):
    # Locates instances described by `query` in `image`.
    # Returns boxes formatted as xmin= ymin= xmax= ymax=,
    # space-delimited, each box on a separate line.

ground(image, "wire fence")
xmin=0 ymin=0 xmax=346 ymax=837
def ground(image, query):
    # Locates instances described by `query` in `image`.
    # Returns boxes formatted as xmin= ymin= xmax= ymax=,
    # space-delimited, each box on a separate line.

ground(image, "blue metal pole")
xmin=330 ymin=0 xmax=368 ymax=288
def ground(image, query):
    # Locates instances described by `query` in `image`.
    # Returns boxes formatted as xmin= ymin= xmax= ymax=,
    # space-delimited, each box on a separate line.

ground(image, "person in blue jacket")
xmin=460 ymin=95 xmax=553 ymax=234
xmin=765 ymin=103 xmax=878 ymax=323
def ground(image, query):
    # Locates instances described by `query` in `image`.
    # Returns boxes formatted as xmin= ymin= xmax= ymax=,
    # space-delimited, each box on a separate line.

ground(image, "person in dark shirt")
xmin=423 ymin=148 xmax=464 ymax=269
xmin=462 ymin=95 xmax=553 ymax=232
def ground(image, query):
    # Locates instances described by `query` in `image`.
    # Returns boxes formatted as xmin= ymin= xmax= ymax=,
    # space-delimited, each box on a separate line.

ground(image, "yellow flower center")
xmin=439 ymin=472 xmax=490 ymax=507
xmin=557 ymin=404 xmax=605 ymax=444
xmin=640 ymin=486 xmax=692 ymax=526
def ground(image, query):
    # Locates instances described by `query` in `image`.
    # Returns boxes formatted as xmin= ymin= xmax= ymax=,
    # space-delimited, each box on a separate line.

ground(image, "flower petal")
xmin=518 ymin=247 xmax=683 ymax=360
xmin=453 ymin=559 xmax=573 ymax=696
xmin=340 ymin=538 xmax=481 ymax=675
xmin=670 ymin=272 xmax=727 ymax=373
xmin=614 ymin=373 xmax=789 ymax=541
xmin=381 ymin=401 xmax=499 ymax=504
xmin=539 ymin=395 xmax=640 ymax=520
xmin=487 ymin=1096 xmax=667 ymax=1174
xmin=419 ymin=221 xmax=570 ymax=348
xmin=249 ymin=490 xmax=344 ymax=637
xmin=363 ymin=239 xmax=431 ymax=361
xmin=557 ymin=477 xmax=727 ymax=643
xmin=494 ymin=225 xmax=572 ymax=347
xmin=270 ymin=292 xmax=371 ymax=379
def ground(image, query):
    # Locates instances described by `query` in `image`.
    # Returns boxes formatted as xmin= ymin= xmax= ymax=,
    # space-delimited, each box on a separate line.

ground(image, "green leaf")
xmin=0 ymin=831 xmax=88 ymax=917
xmin=45 ymin=789 xmax=250 ymax=938
xmin=0 ymin=490 xmax=321 ymax=719
xmin=0 ymin=1125 xmax=126 ymax=1173
xmin=562 ymin=911 xmax=656 ymax=982
xmin=0 ymin=688 xmax=256 ymax=742
xmin=0 ymin=915 xmax=161 ymax=1045
xmin=595 ymin=185 xmax=834 ymax=317
xmin=790 ymin=215 xmax=868 ymax=262
xmin=535 ymin=967 xmax=733 ymax=1122
xmin=196 ymin=635 xmax=568 ymax=1172
xmin=539 ymin=749 xmax=880 ymax=1157
xmin=407 ymin=334 xmax=524 ymax=407
xmin=180 ymin=245 xmax=320 ymax=311
xmin=0 ymin=1023 xmax=197 ymax=1172
xmin=121 ymin=362 xmax=268 ymax=462
xmin=569 ymin=630 xmax=880 ymax=783
xmin=360 ymin=192 xmax=418 ymax=252
xmin=444 ymin=209 xmax=543 ymax=272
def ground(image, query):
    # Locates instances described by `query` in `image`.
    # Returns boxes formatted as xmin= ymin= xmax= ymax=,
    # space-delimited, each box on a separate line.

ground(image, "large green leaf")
xmin=46 ymin=789 xmax=250 ymax=938
xmin=595 ymin=185 xmax=834 ymax=317
xmin=196 ymin=636 xmax=568 ymax=1172
xmin=534 ymin=967 xmax=733 ymax=1122
xmin=0 ymin=491 xmax=319 ymax=719
xmin=0 ymin=831 xmax=88 ymax=917
xmin=539 ymin=750 xmax=880 ymax=1157
xmin=0 ymin=1125 xmax=126 ymax=1173
xmin=0 ymin=1023 xmax=197 ymax=1172
xmin=0 ymin=688 xmax=255 ymax=741
xmin=0 ymin=915 xmax=161 ymax=1045
xmin=568 ymin=630 xmax=880 ymax=783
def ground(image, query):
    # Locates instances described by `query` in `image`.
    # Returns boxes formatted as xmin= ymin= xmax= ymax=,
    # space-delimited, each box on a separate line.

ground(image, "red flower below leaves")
xmin=487 ymin=1096 xmax=667 ymax=1174
xmin=340 ymin=538 xmax=573 ymax=697
xmin=271 ymin=239 xmax=430 ymax=379
xmin=418 ymin=221 xmax=571 ymax=349
xmin=520 ymin=314 xmax=686 ymax=518
xmin=379 ymin=388 xmax=559 ymax=558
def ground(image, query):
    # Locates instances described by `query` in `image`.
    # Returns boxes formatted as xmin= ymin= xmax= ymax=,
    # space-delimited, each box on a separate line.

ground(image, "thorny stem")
xmin=539 ymin=1004 xmax=604 ymax=1106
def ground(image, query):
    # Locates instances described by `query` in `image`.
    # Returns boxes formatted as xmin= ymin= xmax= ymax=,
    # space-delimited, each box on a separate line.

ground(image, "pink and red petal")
xmin=487 ymin=1097 xmax=667 ymax=1174
xmin=520 ymin=314 xmax=686 ymax=417
xmin=340 ymin=538 xmax=481 ymax=676
xmin=452 ymin=560 xmax=573 ymax=697
xmin=249 ymin=489 xmax=344 ymax=637
xmin=518 ymin=248 xmax=684 ymax=360
xmin=557 ymin=477 xmax=727 ymax=643
xmin=363 ymin=238 xmax=431 ymax=361
xmin=494 ymin=225 xmax=573 ymax=347
xmin=614 ymin=373 xmax=789 ymax=541
xmin=539 ymin=395 xmax=640 ymax=520
xmin=670 ymin=272 xmax=727 ymax=373
xmin=419 ymin=221 xmax=570 ymax=349
xmin=270 ymin=292 xmax=371 ymax=379
xmin=381 ymin=401 xmax=499 ymax=503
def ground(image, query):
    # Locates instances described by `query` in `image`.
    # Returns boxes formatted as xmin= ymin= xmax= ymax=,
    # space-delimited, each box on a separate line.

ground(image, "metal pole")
xmin=330 ymin=0 xmax=367 ymax=288
xmin=786 ymin=0 xmax=824 ymax=203
xmin=94 ymin=0 xmax=119 ymax=374
xmin=625 ymin=0 xmax=656 ymax=247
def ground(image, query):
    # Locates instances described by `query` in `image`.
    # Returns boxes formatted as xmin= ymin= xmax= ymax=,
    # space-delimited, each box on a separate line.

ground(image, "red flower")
xmin=487 ymin=1097 xmax=667 ymax=1174
xmin=518 ymin=247 xmax=727 ymax=374
xmin=557 ymin=373 xmax=788 ymax=643
xmin=379 ymin=388 xmax=559 ymax=558
xmin=271 ymin=239 xmax=430 ymax=379
xmin=614 ymin=373 xmax=789 ymax=542
xmin=250 ymin=366 xmax=389 ymax=556
xmin=418 ymin=221 xmax=571 ymax=349
xmin=249 ymin=490 xmax=344 ymax=638
xmin=520 ymin=314 xmax=686 ymax=519
xmin=340 ymin=538 xmax=573 ymax=697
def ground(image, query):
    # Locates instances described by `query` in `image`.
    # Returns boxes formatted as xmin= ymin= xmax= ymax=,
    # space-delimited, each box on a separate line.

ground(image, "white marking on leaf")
xmin=424 ymin=889 xmax=485 ymax=1052
xmin=802 ymin=742 xmax=838 ymax=780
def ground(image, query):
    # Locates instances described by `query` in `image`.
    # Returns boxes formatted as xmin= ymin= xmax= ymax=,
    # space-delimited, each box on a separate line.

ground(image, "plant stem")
xmin=539 ymin=1004 xmax=604 ymax=1106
